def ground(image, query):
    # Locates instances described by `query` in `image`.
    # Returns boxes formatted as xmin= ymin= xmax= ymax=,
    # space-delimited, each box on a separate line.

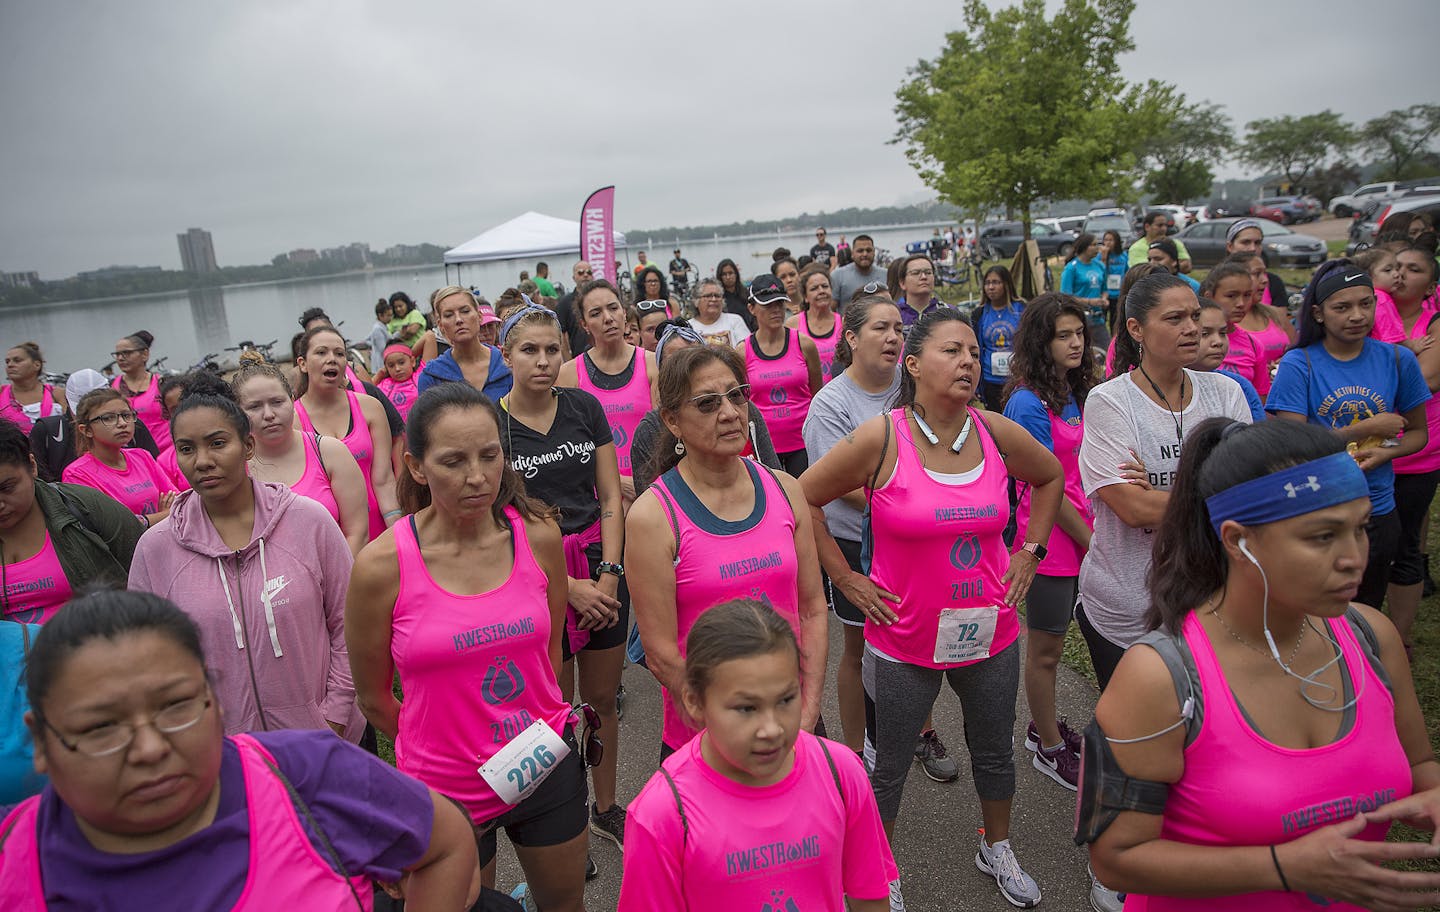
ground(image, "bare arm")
xmin=625 ymin=492 xmax=684 ymax=696
xmin=398 ymin=791 xmax=483 ymax=911
xmin=360 ymin=396 xmax=400 ymax=524
xmin=555 ymin=358 xmax=579 ymax=388
xmin=778 ymin=472 xmax=829 ymax=731
xmin=569 ymin=443 xmax=624 ymax=631
xmin=987 ymin=413 xmax=1063 ymax=604
xmin=320 ymin=435 xmax=370 ymax=555
xmin=527 ymin=516 xmax=569 ymax=682
xmin=799 ymin=335 xmax=823 ymax=395
xmin=344 ymin=534 xmax=402 ymax=739
xmin=1095 ymin=482 xmax=1170 ymax=529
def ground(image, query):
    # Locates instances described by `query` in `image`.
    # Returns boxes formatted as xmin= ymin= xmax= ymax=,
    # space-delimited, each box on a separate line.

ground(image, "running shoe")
xmin=1032 ymin=741 xmax=1079 ymax=790
xmin=1024 ymin=718 xmax=1083 ymax=755
xmin=1089 ymin=866 xmax=1125 ymax=912
xmin=975 ymin=833 xmax=1042 ymax=908
xmin=914 ymin=729 xmax=960 ymax=782
xmin=510 ymin=883 xmax=538 ymax=912
xmin=888 ymin=878 xmax=907 ymax=912
xmin=591 ymin=802 xmax=627 ymax=849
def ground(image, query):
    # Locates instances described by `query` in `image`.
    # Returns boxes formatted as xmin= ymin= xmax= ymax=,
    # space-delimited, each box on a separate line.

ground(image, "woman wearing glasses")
xmin=626 ymin=345 xmax=829 ymax=760
xmin=110 ymin=330 xmax=171 ymax=453
xmin=0 ymin=420 xmax=140 ymax=626
xmin=634 ymin=266 xmax=676 ymax=318
xmin=558 ymin=279 xmax=659 ymax=499
xmin=689 ymin=278 xmax=750 ymax=349
xmin=790 ymin=266 xmax=841 ymax=384
xmin=0 ymin=590 xmax=481 ymax=909
xmin=892 ymin=255 xmax=944 ymax=328
xmin=348 ymin=384 xmax=591 ymax=912
xmin=128 ymin=381 xmax=362 ymax=742
xmin=61 ymin=389 xmax=177 ymax=527
xmin=742 ymin=275 xmax=823 ymax=475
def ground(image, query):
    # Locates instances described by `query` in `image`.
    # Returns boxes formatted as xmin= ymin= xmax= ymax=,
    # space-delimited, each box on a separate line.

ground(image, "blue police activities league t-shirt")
xmin=1265 ymin=338 xmax=1430 ymax=515
xmin=976 ymin=301 xmax=1024 ymax=385
xmin=1002 ymin=387 xmax=1079 ymax=452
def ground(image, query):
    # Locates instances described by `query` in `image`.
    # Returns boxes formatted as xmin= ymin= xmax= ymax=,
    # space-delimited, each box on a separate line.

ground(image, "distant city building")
xmin=0 ymin=270 xmax=40 ymax=288
xmin=272 ymin=248 xmax=319 ymax=265
xmin=177 ymin=228 xmax=219 ymax=273
xmin=76 ymin=265 xmax=165 ymax=282
xmin=320 ymin=242 xmax=370 ymax=268
xmin=382 ymin=243 xmax=423 ymax=261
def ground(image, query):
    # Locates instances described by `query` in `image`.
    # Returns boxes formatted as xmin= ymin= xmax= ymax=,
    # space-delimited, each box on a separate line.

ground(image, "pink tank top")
xmin=1220 ymin=325 xmax=1270 ymax=396
xmin=0 ymin=734 xmax=373 ymax=910
xmin=1379 ymin=301 xmax=1440 ymax=475
xmin=744 ymin=329 xmax=813 ymax=453
xmin=155 ymin=445 xmax=189 ymax=491
xmin=575 ymin=347 xmax=652 ymax=477
xmin=289 ymin=433 xmax=342 ymax=524
xmin=867 ymin=409 xmax=1017 ymax=668
xmin=1011 ymin=400 xmax=1091 ymax=577
xmin=798 ymin=312 xmax=840 ymax=384
xmin=295 ymin=391 xmax=383 ymax=539
xmin=377 ymin=375 xmax=419 ymax=422
xmin=1249 ymin=319 xmax=1290 ymax=370
xmin=0 ymin=385 xmax=57 ymax=433
xmin=1130 ymin=613 xmax=1411 ymax=911
xmin=1 ymin=531 xmax=73 ymax=625
xmin=112 ymin=373 xmax=170 ymax=452
xmin=651 ymin=461 xmax=801 ymax=749
xmin=389 ymin=506 xmax=571 ymax=823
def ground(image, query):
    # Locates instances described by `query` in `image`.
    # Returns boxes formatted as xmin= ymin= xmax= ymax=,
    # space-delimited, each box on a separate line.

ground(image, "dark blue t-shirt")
xmin=976 ymin=301 xmax=1024 ymax=385
xmin=1216 ymin=368 xmax=1266 ymax=423
xmin=1265 ymin=339 xmax=1429 ymax=515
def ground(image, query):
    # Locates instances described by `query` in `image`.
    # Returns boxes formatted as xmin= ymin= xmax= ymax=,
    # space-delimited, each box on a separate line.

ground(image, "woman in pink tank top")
xmin=788 ymin=265 xmax=841 ymax=385
xmin=233 ymin=361 xmax=370 ymax=556
xmin=743 ymin=274 xmax=823 ymax=475
xmin=1088 ymin=419 xmax=1440 ymax=910
xmin=109 ymin=330 xmax=172 ymax=453
xmin=802 ymin=308 xmax=1065 ymax=908
xmin=1232 ymin=250 xmax=1295 ymax=380
xmin=294 ymin=325 xmax=400 ymax=540
xmin=1001 ymin=295 xmax=1099 ymax=790
xmin=558 ymin=279 xmax=659 ymax=501
xmin=347 ymin=383 xmax=591 ymax=912
xmin=1 ymin=343 xmax=63 ymax=433
xmin=1 ymin=590 xmax=480 ymax=910
xmin=627 ymin=344 xmax=829 ymax=756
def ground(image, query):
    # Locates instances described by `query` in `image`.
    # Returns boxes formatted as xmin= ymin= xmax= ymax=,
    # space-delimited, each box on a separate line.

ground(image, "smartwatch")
xmin=1020 ymin=541 xmax=1048 ymax=561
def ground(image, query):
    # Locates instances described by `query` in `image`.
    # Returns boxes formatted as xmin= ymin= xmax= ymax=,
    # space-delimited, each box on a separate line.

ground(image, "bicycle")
xmin=147 ymin=356 xmax=178 ymax=377
xmin=188 ymin=353 xmax=223 ymax=374
xmin=225 ymin=339 xmax=279 ymax=363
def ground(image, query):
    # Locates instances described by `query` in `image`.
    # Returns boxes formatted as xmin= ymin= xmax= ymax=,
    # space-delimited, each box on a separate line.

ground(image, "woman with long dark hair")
xmin=1061 ymin=233 xmax=1110 ymax=349
xmin=975 ymin=264 xmax=1025 ymax=409
xmin=1078 ymin=274 xmax=1252 ymax=689
xmin=802 ymin=308 xmax=1064 ymax=908
xmin=634 ymin=265 xmax=675 ymax=318
xmin=716 ymin=258 xmax=754 ymax=329
xmin=1098 ymin=230 xmax=1128 ymax=331
xmin=347 ymin=383 xmax=590 ymax=911
xmin=110 ymin=330 xmax=171 ymax=452
xmin=1001 ymin=293 xmax=1099 ymax=790
xmin=1267 ymin=258 xmax=1430 ymax=611
xmin=1083 ymin=417 xmax=1440 ymax=910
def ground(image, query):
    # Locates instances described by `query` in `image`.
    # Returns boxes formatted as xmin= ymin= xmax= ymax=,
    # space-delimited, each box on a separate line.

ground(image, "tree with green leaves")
xmin=893 ymin=0 xmax=1164 ymax=239
xmin=1361 ymin=104 xmax=1440 ymax=180
xmin=1238 ymin=110 xmax=1353 ymax=191
xmin=1137 ymin=93 xmax=1232 ymax=203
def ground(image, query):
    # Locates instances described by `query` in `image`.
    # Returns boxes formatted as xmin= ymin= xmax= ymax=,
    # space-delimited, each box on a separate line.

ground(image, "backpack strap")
xmin=1133 ymin=629 xmax=1203 ymax=746
xmin=47 ymin=482 xmax=103 ymax=537
xmin=311 ymin=433 xmax=328 ymax=476
xmin=260 ymin=756 xmax=366 ymax=911
xmin=660 ymin=767 xmax=689 ymax=846
xmin=1343 ymin=605 xmax=1392 ymax=693
xmin=815 ymin=737 xmax=844 ymax=803
xmin=753 ymin=461 xmax=798 ymax=525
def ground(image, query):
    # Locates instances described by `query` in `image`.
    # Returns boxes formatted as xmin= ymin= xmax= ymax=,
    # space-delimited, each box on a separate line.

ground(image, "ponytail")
xmin=1111 ymin=270 xmax=1186 ymax=378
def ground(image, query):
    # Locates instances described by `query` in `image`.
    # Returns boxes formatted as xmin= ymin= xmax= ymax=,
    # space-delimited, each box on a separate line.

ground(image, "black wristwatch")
xmin=1020 ymin=542 xmax=1048 ymax=561
xmin=597 ymin=561 xmax=625 ymax=578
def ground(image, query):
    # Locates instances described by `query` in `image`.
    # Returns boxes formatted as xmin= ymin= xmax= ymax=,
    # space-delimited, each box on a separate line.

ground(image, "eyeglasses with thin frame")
xmin=111 ymin=349 xmax=144 ymax=359
xmin=86 ymin=410 xmax=138 ymax=428
xmin=906 ymin=267 xmax=935 ymax=278
xmin=697 ymin=291 xmax=724 ymax=300
xmin=44 ymin=691 xmax=213 ymax=757
xmin=689 ymin=384 xmax=751 ymax=414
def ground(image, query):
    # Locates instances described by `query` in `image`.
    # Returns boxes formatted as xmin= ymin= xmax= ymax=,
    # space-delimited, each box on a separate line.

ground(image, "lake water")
xmin=3 ymin=225 xmax=953 ymax=374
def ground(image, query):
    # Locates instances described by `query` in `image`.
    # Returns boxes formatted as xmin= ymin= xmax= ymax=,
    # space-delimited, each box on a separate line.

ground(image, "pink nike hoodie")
xmin=129 ymin=479 xmax=362 ymax=742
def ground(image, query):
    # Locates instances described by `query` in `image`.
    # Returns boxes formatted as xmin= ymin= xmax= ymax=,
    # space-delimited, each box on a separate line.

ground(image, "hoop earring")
xmin=674 ymin=439 xmax=685 ymax=456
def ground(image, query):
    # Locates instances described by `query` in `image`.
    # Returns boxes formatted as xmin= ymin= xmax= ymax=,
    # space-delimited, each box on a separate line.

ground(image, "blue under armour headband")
xmin=1204 ymin=451 xmax=1369 ymax=536
xmin=499 ymin=300 xmax=558 ymax=344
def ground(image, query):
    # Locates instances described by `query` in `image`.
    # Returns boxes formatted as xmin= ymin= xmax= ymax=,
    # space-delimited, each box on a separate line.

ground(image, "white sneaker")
xmin=975 ymin=835 xmax=1042 ymax=908
xmin=888 ymin=877 xmax=907 ymax=912
xmin=1089 ymin=866 xmax=1125 ymax=912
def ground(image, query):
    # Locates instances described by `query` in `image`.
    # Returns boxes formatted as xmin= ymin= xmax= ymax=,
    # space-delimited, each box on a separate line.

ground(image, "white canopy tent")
xmin=442 ymin=211 xmax=627 ymax=283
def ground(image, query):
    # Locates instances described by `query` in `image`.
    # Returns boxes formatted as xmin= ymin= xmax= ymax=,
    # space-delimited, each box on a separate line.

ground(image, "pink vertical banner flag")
xmin=581 ymin=186 xmax=617 ymax=284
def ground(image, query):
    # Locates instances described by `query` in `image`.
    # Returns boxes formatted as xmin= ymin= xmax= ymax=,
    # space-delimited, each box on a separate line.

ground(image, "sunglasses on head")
xmin=636 ymin=299 xmax=669 ymax=314
xmin=689 ymin=384 xmax=750 ymax=414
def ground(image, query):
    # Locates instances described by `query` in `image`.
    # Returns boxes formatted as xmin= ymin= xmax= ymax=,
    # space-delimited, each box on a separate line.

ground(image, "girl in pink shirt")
xmin=62 ymin=388 xmax=176 ymax=528
xmin=376 ymin=343 xmax=422 ymax=422
xmin=620 ymin=598 xmax=897 ymax=912
xmin=1205 ymin=262 xmax=1272 ymax=396
xmin=1087 ymin=418 xmax=1440 ymax=909
xmin=801 ymin=308 xmax=1065 ymax=910
xmin=347 ymin=382 xmax=590 ymax=912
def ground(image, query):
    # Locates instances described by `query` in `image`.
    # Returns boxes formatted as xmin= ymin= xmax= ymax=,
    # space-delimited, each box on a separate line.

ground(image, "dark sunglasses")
xmin=689 ymin=384 xmax=750 ymax=414
xmin=577 ymin=703 xmax=603 ymax=768
xmin=636 ymin=299 xmax=669 ymax=313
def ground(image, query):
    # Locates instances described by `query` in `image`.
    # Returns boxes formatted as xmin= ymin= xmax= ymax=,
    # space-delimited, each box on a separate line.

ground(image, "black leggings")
xmin=1076 ymin=602 xmax=1126 ymax=691
xmin=1357 ymin=509 xmax=1401 ymax=609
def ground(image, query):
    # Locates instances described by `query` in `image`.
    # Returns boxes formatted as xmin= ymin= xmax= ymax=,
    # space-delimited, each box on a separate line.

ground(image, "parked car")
xmin=1252 ymin=196 xmax=1320 ymax=225
xmin=1249 ymin=200 xmax=1287 ymax=223
xmin=1205 ymin=199 xmax=1251 ymax=219
xmin=1177 ymin=217 xmax=1329 ymax=268
xmin=1082 ymin=211 xmax=1136 ymax=245
xmin=1346 ymin=191 xmax=1440 ymax=253
xmin=977 ymin=221 xmax=1076 ymax=259
xmin=1329 ymin=177 xmax=1440 ymax=217
xmin=1034 ymin=217 xmax=1082 ymax=240
xmin=1056 ymin=215 xmax=1087 ymax=235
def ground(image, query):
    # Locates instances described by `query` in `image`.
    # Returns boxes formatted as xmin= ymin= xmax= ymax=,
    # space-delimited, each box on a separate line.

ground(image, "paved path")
xmin=495 ymin=618 xmax=1104 ymax=911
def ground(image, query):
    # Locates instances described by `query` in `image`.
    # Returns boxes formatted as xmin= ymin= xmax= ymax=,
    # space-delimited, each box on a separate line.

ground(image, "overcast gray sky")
xmin=3 ymin=0 xmax=1437 ymax=278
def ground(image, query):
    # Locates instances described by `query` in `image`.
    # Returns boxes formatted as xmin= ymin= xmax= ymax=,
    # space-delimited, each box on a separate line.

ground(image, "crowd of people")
xmin=3 ymin=219 xmax=1440 ymax=911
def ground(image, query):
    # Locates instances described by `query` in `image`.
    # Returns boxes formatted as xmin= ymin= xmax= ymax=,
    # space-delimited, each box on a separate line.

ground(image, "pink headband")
xmin=383 ymin=343 xmax=413 ymax=361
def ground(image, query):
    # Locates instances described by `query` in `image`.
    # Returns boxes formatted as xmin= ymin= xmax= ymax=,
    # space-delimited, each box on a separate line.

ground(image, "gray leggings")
xmin=862 ymin=640 xmax=1019 ymax=820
